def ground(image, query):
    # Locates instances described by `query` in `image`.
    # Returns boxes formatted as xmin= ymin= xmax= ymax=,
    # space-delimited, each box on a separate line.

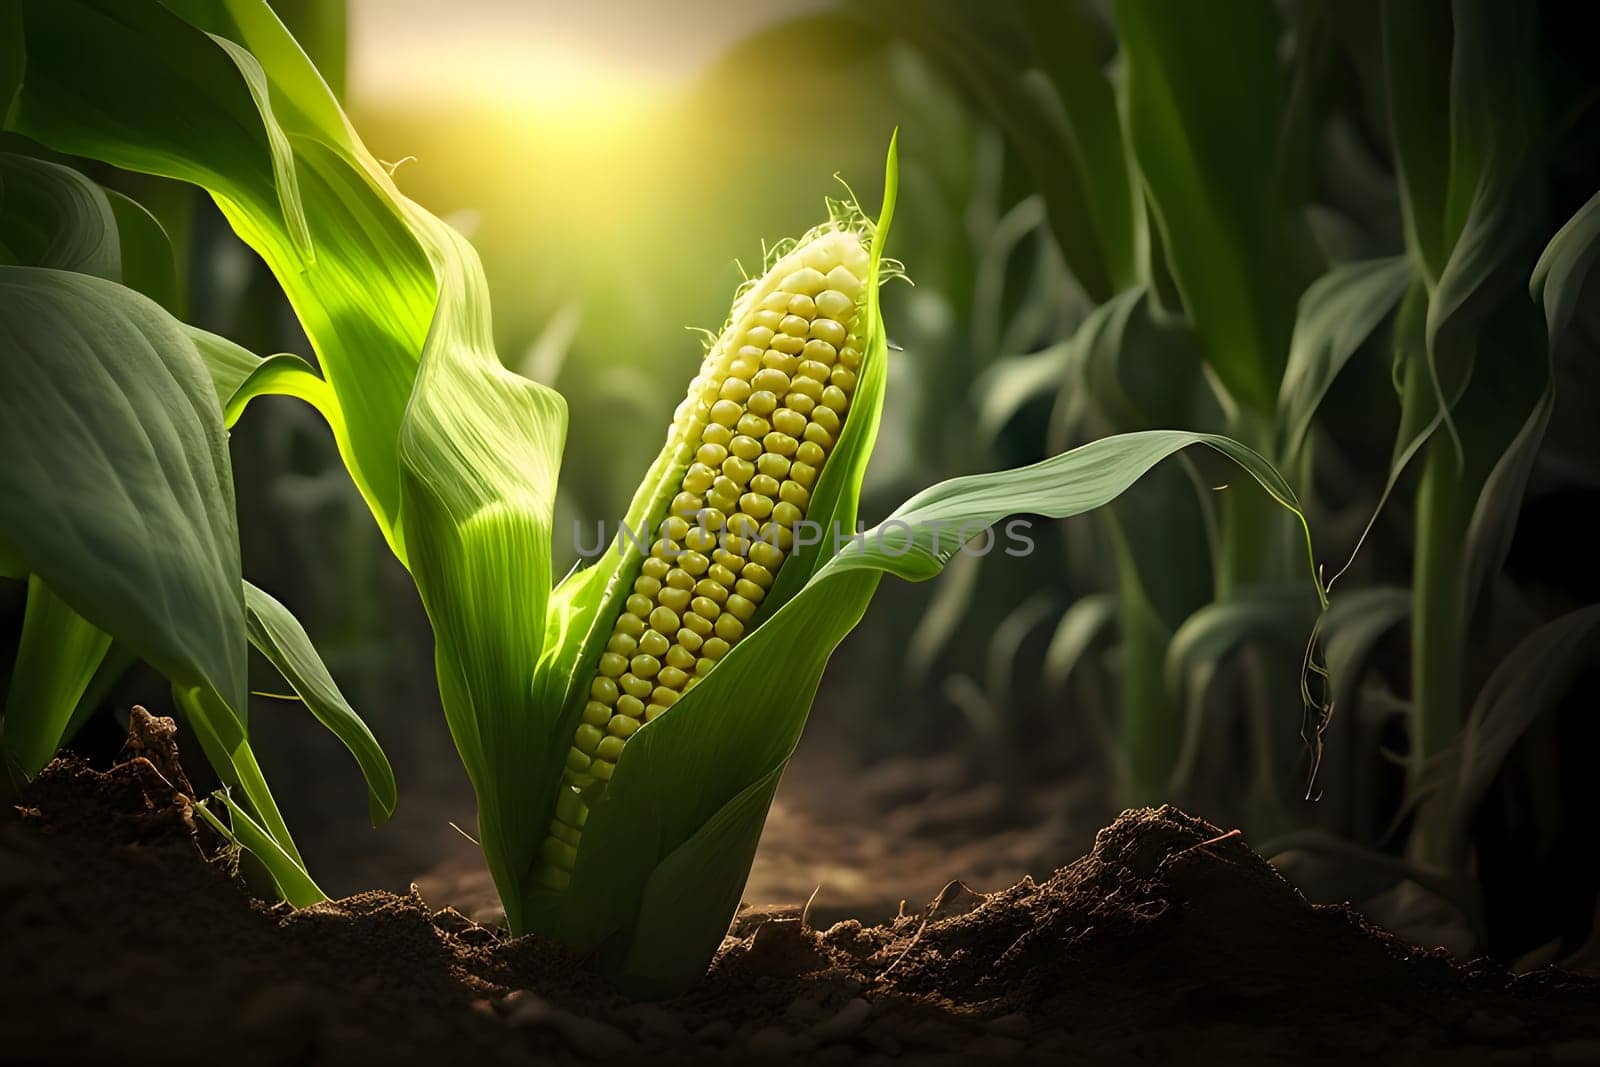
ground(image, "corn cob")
xmin=538 ymin=226 xmax=871 ymax=888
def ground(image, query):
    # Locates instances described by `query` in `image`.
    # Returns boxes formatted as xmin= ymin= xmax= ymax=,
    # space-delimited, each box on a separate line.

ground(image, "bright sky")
xmin=349 ymin=0 xmax=826 ymax=108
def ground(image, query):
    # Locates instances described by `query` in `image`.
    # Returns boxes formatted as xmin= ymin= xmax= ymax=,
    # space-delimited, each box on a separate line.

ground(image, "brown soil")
xmin=3 ymin=722 xmax=1598 ymax=1065
xmin=418 ymin=745 xmax=1110 ymax=932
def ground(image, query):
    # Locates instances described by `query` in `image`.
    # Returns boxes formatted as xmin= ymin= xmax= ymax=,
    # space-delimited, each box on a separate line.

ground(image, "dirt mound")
xmin=4 ymin=727 xmax=1598 ymax=1064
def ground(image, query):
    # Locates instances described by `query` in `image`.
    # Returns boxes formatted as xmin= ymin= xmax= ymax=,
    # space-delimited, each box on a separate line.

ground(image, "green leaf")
xmin=8 ymin=0 xmax=433 ymax=558
xmin=396 ymin=212 xmax=568 ymax=933
xmin=0 ymin=266 xmax=249 ymax=716
xmin=1419 ymin=605 xmax=1600 ymax=861
xmin=103 ymin=187 xmax=181 ymax=314
xmin=1165 ymin=585 xmax=1321 ymax=709
xmin=195 ymin=790 xmax=324 ymax=907
xmin=185 ymin=325 xmax=332 ymax=429
xmin=974 ymin=339 xmax=1071 ymax=445
xmin=1074 ymin=287 xmax=1204 ymax=433
xmin=1382 ymin=0 xmax=1453 ymax=284
xmin=904 ymin=549 xmax=983 ymax=687
xmin=1532 ymin=189 xmax=1600 ymax=343
xmin=1041 ymin=593 xmax=1117 ymax=696
xmin=174 ymin=679 xmax=306 ymax=870
xmin=984 ymin=594 xmax=1057 ymax=715
xmin=7 ymin=4 xmax=562 ymax=921
xmin=0 ymin=262 xmax=312 ymax=868
xmin=1 ymin=2 xmax=22 ymax=127
xmin=1164 ymin=584 xmax=1321 ymax=794
xmin=827 ymin=431 xmax=1319 ymax=593
xmin=1390 ymin=0 xmax=1542 ymax=453
xmin=0 ymin=151 xmax=119 ymax=278
xmin=1319 ymin=586 xmax=1411 ymax=715
xmin=1460 ymin=190 xmax=1600 ymax=623
xmin=243 ymin=581 xmax=396 ymax=825
xmin=865 ymin=0 xmax=1141 ymax=299
xmin=1277 ymin=256 xmax=1413 ymax=459
xmin=1117 ymin=0 xmax=1309 ymax=410
xmin=2 ymin=574 xmax=111 ymax=782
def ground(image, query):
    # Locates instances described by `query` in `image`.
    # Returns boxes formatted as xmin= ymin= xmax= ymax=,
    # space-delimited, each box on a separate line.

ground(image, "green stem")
xmin=1408 ymin=434 xmax=1471 ymax=863
xmin=1104 ymin=513 xmax=1178 ymax=806
xmin=1216 ymin=410 xmax=1282 ymax=595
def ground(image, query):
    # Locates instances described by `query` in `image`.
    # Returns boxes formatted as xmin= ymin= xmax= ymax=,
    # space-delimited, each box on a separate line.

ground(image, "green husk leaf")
xmin=528 ymin=140 xmax=903 ymax=989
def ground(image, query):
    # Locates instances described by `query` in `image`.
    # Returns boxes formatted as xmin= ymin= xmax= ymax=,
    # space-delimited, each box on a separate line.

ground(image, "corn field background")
xmin=7 ymin=0 xmax=1600 ymax=978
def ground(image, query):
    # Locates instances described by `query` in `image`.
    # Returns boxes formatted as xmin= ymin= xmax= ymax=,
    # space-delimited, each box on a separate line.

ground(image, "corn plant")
xmin=0 ymin=151 xmax=395 ymax=902
xmin=3 ymin=0 xmax=1326 ymax=991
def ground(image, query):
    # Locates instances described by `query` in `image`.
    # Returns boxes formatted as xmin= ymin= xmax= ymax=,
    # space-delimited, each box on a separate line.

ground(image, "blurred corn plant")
xmin=5 ymin=0 xmax=1322 ymax=992
xmin=843 ymin=0 xmax=1600 ymax=958
xmin=852 ymin=0 xmax=1325 ymax=824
